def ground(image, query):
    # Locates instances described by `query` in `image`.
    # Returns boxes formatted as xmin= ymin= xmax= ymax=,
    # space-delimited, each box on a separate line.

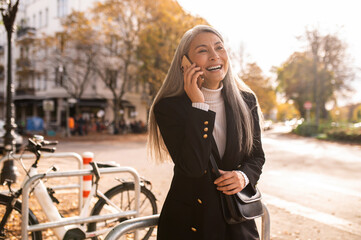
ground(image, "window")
xmin=35 ymin=74 xmax=40 ymax=90
xmin=135 ymin=80 xmax=139 ymax=93
xmin=43 ymin=70 xmax=48 ymax=90
xmin=55 ymin=66 xmax=66 ymax=87
xmin=20 ymin=18 xmax=25 ymax=27
xmin=127 ymin=80 xmax=133 ymax=92
xmin=109 ymin=35 xmax=118 ymax=55
xmin=45 ymin=8 xmax=49 ymax=26
xmin=33 ymin=14 xmax=36 ymax=28
xmin=105 ymin=69 xmax=118 ymax=89
xmin=39 ymin=11 xmax=42 ymax=28
xmin=57 ymin=0 xmax=68 ymax=17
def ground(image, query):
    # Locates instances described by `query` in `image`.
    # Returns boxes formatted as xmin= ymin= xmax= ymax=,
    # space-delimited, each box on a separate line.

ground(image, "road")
xmin=50 ymin=126 xmax=361 ymax=240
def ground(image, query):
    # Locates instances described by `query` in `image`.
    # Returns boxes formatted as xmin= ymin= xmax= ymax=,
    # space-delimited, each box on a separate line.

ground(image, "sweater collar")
xmin=201 ymin=83 xmax=223 ymax=103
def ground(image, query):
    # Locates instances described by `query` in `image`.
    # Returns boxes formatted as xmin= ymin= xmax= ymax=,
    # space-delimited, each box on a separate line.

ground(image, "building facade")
xmin=0 ymin=0 xmax=150 ymax=135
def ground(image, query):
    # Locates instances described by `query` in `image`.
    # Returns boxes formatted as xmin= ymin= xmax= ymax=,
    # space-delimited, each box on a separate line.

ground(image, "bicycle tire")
xmin=88 ymin=183 xmax=158 ymax=240
xmin=0 ymin=193 xmax=43 ymax=240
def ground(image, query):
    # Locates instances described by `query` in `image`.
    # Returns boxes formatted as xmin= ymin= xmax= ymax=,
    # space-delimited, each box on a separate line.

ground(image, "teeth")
xmin=207 ymin=65 xmax=221 ymax=71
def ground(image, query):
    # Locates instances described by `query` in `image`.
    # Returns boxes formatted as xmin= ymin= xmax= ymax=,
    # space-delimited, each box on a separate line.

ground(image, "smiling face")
xmin=187 ymin=32 xmax=229 ymax=89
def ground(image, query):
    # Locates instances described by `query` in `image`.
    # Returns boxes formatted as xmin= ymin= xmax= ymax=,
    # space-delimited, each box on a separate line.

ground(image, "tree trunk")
xmin=113 ymin=98 xmax=121 ymax=134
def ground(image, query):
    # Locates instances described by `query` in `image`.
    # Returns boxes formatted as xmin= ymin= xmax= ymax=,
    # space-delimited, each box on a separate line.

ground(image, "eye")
xmin=198 ymin=49 xmax=207 ymax=53
xmin=216 ymin=46 xmax=224 ymax=50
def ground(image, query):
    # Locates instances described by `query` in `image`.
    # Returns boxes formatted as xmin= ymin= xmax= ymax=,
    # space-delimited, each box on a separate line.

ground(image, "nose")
xmin=209 ymin=49 xmax=219 ymax=61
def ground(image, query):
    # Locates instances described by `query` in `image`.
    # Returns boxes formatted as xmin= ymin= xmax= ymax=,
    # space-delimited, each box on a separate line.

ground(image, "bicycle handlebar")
xmin=41 ymin=140 xmax=58 ymax=146
xmin=40 ymin=147 xmax=56 ymax=153
xmin=26 ymin=136 xmax=57 ymax=163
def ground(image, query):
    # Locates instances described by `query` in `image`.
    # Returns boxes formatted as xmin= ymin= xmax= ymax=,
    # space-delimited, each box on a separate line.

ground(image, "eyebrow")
xmin=194 ymin=41 xmax=223 ymax=49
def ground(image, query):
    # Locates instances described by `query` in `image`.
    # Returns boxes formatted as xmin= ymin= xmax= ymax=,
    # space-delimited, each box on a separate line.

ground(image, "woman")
xmin=147 ymin=25 xmax=265 ymax=240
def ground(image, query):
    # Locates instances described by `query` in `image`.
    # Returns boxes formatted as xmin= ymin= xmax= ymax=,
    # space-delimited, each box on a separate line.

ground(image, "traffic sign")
xmin=304 ymin=101 xmax=312 ymax=110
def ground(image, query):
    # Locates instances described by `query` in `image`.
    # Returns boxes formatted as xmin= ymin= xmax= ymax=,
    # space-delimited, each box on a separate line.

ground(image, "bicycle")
xmin=0 ymin=135 xmax=158 ymax=240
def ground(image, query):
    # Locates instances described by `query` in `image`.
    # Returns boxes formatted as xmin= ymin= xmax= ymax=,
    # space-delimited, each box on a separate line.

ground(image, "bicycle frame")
xmin=24 ymin=166 xmax=68 ymax=238
xmin=21 ymin=167 xmax=141 ymax=240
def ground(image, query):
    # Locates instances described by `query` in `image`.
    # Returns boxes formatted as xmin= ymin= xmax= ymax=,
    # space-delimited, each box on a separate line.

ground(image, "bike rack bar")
xmin=12 ymin=152 xmax=84 ymax=211
xmin=261 ymin=203 xmax=270 ymax=240
xmin=105 ymin=214 xmax=160 ymax=240
xmin=21 ymin=167 xmax=140 ymax=240
xmin=28 ymin=211 xmax=138 ymax=231
xmin=104 ymin=204 xmax=271 ymax=240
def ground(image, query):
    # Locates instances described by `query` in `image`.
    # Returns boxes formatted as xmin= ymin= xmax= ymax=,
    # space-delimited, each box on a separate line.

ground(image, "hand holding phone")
xmin=181 ymin=55 xmax=205 ymax=103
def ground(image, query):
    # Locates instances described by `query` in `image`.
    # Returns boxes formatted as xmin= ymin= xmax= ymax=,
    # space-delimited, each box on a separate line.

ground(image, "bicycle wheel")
xmin=88 ymin=183 xmax=157 ymax=240
xmin=0 ymin=193 xmax=42 ymax=240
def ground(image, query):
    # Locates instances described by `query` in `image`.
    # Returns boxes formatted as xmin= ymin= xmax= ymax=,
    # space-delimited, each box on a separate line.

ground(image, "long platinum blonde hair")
xmin=147 ymin=25 xmax=258 ymax=163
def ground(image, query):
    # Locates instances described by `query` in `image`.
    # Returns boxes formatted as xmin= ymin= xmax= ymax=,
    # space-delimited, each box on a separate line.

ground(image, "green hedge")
xmin=294 ymin=122 xmax=361 ymax=143
xmin=293 ymin=123 xmax=319 ymax=137
xmin=326 ymin=129 xmax=361 ymax=142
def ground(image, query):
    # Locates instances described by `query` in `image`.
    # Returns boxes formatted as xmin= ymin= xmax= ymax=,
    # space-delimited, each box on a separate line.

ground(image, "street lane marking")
xmin=263 ymin=193 xmax=361 ymax=236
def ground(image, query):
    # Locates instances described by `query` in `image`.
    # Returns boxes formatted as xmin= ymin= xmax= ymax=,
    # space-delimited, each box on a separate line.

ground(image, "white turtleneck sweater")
xmin=192 ymin=84 xmax=249 ymax=186
xmin=193 ymin=85 xmax=227 ymax=157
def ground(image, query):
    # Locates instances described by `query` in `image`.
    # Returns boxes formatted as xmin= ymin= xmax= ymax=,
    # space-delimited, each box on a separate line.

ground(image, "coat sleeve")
xmin=239 ymin=93 xmax=265 ymax=191
xmin=154 ymin=98 xmax=216 ymax=178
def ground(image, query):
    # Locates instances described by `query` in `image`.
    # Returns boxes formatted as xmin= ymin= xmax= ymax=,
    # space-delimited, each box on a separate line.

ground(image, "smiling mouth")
xmin=206 ymin=65 xmax=222 ymax=71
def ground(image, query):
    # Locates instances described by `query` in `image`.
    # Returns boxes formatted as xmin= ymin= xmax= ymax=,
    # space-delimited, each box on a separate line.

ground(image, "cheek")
xmin=193 ymin=56 xmax=208 ymax=68
xmin=223 ymin=61 xmax=229 ymax=73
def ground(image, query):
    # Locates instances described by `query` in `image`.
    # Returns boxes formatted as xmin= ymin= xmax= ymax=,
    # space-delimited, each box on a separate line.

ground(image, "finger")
xmin=183 ymin=65 xmax=196 ymax=89
xmin=185 ymin=64 xmax=199 ymax=77
xmin=188 ymin=68 xmax=201 ymax=85
xmin=184 ymin=63 xmax=197 ymax=78
xmin=197 ymin=76 xmax=204 ymax=89
xmin=223 ymin=186 xmax=243 ymax=195
xmin=218 ymin=183 xmax=242 ymax=195
xmin=216 ymin=177 xmax=237 ymax=187
xmin=217 ymin=182 xmax=238 ymax=191
xmin=214 ymin=171 xmax=234 ymax=184
xmin=192 ymin=71 xmax=203 ymax=87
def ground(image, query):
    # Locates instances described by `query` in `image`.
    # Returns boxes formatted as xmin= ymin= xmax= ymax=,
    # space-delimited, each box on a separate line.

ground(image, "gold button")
xmin=197 ymin=199 xmax=202 ymax=204
xmin=203 ymin=134 xmax=208 ymax=139
xmin=204 ymin=127 xmax=208 ymax=132
xmin=191 ymin=227 xmax=197 ymax=232
xmin=204 ymin=121 xmax=209 ymax=125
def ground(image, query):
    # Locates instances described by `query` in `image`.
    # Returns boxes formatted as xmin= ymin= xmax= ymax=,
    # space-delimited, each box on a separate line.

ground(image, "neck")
xmin=203 ymin=80 xmax=221 ymax=90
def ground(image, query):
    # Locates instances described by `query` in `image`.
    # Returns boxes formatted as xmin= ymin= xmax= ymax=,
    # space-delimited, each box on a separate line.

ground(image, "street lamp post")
xmin=0 ymin=0 xmax=20 ymax=184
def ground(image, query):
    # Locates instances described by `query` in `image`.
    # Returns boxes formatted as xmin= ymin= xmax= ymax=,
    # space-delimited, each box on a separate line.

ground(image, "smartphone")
xmin=181 ymin=55 xmax=204 ymax=88
xmin=181 ymin=55 xmax=192 ymax=73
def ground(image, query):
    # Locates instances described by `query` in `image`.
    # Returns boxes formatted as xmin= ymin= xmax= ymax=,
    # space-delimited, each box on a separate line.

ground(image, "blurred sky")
xmin=176 ymin=0 xmax=361 ymax=105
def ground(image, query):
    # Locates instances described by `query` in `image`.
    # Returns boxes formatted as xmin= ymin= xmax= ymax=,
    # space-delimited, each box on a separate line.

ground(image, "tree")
xmin=91 ymin=0 xmax=152 ymax=134
xmin=277 ymin=28 xmax=354 ymax=122
xmin=276 ymin=102 xmax=300 ymax=121
xmin=39 ymin=11 xmax=98 ymax=114
xmin=351 ymin=104 xmax=361 ymax=122
xmin=276 ymin=52 xmax=314 ymax=118
xmin=137 ymin=0 xmax=208 ymax=99
xmin=240 ymin=63 xmax=276 ymax=118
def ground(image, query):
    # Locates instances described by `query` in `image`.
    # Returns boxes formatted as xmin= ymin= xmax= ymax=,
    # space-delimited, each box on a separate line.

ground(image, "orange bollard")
xmin=82 ymin=152 xmax=94 ymax=206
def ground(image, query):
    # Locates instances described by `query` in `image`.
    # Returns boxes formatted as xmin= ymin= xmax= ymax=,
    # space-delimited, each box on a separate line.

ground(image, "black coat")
xmin=154 ymin=91 xmax=265 ymax=240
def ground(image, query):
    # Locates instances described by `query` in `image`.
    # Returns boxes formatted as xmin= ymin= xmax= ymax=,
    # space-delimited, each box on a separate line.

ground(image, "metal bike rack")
xmin=105 ymin=214 xmax=160 ymax=240
xmin=105 ymin=203 xmax=271 ymax=240
xmin=21 ymin=167 xmax=140 ymax=240
xmin=1 ymin=152 xmax=84 ymax=211
xmin=261 ymin=203 xmax=271 ymax=240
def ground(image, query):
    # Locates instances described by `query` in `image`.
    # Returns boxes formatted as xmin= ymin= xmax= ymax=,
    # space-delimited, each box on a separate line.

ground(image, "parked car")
xmin=0 ymin=120 xmax=23 ymax=153
xmin=263 ymin=120 xmax=273 ymax=131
